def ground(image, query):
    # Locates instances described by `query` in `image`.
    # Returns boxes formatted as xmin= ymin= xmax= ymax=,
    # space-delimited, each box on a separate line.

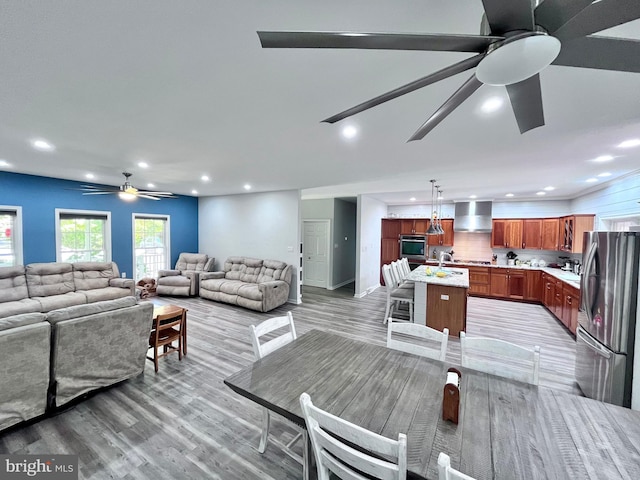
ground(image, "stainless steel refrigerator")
xmin=576 ymin=231 xmax=640 ymax=408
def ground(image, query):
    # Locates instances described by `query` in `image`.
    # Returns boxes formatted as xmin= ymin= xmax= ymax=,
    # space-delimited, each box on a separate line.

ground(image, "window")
xmin=133 ymin=214 xmax=170 ymax=281
xmin=602 ymin=215 xmax=640 ymax=232
xmin=55 ymin=209 xmax=111 ymax=262
xmin=0 ymin=206 xmax=23 ymax=267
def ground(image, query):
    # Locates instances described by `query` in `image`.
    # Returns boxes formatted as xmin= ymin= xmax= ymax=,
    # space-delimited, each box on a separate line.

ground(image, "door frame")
xmin=302 ymin=219 xmax=332 ymax=289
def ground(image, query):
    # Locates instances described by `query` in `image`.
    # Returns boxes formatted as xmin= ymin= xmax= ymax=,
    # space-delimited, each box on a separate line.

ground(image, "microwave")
xmin=400 ymin=235 xmax=426 ymax=261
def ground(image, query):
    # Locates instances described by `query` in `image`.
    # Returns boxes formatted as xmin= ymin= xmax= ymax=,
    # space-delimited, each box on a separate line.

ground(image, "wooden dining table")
xmin=224 ymin=330 xmax=640 ymax=479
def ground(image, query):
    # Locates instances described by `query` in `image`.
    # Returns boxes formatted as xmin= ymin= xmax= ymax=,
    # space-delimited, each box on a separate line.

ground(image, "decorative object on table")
xmin=491 ymin=254 xmax=498 ymax=265
xmin=442 ymin=367 xmax=461 ymax=424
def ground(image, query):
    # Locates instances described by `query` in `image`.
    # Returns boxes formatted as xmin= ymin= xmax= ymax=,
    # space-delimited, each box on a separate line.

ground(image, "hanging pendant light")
xmin=436 ymin=188 xmax=445 ymax=234
xmin=426 ymin=179 xmax=439 ymax=235
xmin=435 ymin=186 xmax=444 ymax=234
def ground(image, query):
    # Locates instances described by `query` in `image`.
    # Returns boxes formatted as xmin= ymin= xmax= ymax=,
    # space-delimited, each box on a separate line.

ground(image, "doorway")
xmin=302 ymin=220 xmax=330 ymax=288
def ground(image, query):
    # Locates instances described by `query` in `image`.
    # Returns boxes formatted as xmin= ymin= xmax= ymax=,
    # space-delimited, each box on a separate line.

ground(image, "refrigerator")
xmin=575 ymin=231 xmax=640 ymax=408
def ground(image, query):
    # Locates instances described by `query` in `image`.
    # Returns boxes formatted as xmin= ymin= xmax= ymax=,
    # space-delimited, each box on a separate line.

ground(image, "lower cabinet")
xmin=562 ymin=283 xmax=580 ymax=335
xmin=467 ymin=266 xmax=491 ymax=295
xmin=489 ymin=269 xmax=524 ymax=299
xmin=524 ymin=270 xmax=542 ymax=301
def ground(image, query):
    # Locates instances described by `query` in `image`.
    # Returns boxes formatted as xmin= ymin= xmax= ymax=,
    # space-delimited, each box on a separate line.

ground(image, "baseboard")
xmin=327 ymin=278 xmax=355 ymax=291
xmin=354 ymin=284 xmax=380 ymax=298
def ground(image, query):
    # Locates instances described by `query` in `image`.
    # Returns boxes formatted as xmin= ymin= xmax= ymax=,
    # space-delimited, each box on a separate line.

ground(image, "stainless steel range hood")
xmin=454 ymin=201 xmax=492 ymax=232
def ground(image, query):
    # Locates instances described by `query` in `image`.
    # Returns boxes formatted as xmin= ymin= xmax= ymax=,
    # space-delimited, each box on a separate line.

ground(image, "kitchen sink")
xmin=555 ymin=271 xmax=581 ymax=282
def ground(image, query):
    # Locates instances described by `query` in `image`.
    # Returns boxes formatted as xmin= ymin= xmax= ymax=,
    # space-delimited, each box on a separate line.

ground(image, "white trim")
xmin=54 ymin=208 xmax=112 ymax=262
xmin=327 ymin=278 xmax=355 ymax=291
xmin=0 ymin=205 xmax=23 ymax=265
xmin=132 ymin=213 xmax=171 ymax=280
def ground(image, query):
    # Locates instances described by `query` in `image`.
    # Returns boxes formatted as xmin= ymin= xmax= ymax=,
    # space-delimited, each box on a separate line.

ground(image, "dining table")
xmin=224 ymin=330 xmax=640 ymax=479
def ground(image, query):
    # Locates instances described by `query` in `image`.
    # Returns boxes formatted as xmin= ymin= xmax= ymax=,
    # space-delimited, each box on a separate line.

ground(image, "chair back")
xmin=152 ymin=310 xmax=185 ymax=343
xmin=300 ymin=393 xmax=407 ymax=480
xmin=387 ymin=318 xmax=448 ymax=361
xmin=382 ymin=264 xmax=398 ymax=290
xmin=174 ymin=253 xmax=214 ymax=272
xmin=250 ymin=311 xmax=297 ymax=359
xmin=390 ymin=261 xmax=403 ymax=283
xmin=459 ymin=332 xmax=540 ymax=385
xmin=438 ymin=453 xmax=476 ymax=480
xmin=399 ymin=258 xmax=411 ymax=278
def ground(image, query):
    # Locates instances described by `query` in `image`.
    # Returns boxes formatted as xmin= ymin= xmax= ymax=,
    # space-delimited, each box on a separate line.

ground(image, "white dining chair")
xmin=459 ymin=332 xmax=540 ymax=385
xmin=438 ymin=453 xmax=476 ymax=480
xmin=249 ymin=312 xmax=309 ymax=479
xmin=387 ymin=317 xmax=449 ymax=361
xmin=391 ymin=260 xmax=414 ymax=290
xmin=300 ymin=392 xmax=407 ymax=480
xmin=399 ymin=257 xmax=411 ymax=278
xmin=382 ymin=264 xmax=414 ymax=324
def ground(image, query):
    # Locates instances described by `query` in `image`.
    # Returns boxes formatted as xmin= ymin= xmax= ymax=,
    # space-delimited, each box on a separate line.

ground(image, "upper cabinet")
xmin=522 ymin=219 xmax=542 ymax=250
xmin=428 ymin=219 xmax=455 ymax=247
xmin=560 ymin=215 xmax=595 ymax=253
xmin=541 ymin=218 xmax=560 ymax=251
xmin=491 ymin=219 xmax=523 ymax=249
xmin=400 ymin=218 xmax=429 ymax=235
xmin=381 ymin=218 xmax=401 ymax=239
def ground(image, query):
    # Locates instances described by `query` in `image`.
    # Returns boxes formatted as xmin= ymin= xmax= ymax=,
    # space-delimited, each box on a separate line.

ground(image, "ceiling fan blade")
xmin=408 ymin=74 xmax=483 ymax=142
xmin=552 ymin=36 xmax=640 ymax=73
xmin=539 ymin=0 xmax=640 ymax=41
xmin=258 ymin=31 xmax=501 ymax=53
xmin=506 ymin=75 xmax=545 ymax=134
xmin=81 ymin=191 xmax=115 ymax=195
xmin=481 ymin=0 xmax=534 ymax=34
xmin=136 ymin=194 xmax=161 ymax=201
xmin=322 ymin=54 xmax=485 ymax=124
xmin=534 ymin=0 xmax=593 ymax=37
xmin=137 ymin=190 xmax=175 ymax=196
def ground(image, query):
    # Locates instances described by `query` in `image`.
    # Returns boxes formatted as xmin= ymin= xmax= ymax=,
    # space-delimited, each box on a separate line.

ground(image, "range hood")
xmin=454 ymin=201 xmax=492 ymax=232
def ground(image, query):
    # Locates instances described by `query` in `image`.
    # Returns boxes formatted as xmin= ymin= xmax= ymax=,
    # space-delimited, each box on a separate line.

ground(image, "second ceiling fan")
xmin=258 ymin=0 xmax=640 ymax=141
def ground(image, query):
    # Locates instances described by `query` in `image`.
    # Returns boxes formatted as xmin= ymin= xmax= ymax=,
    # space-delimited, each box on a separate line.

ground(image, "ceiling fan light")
xmin=119 ymin=191 xmax=137 ymax=201
xmin=476 ymin=33 xmax=561 ymax=86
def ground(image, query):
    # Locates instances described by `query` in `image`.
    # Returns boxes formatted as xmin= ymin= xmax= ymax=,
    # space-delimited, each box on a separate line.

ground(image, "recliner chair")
xmin=156 ymin=253 xmax=214 ymax=296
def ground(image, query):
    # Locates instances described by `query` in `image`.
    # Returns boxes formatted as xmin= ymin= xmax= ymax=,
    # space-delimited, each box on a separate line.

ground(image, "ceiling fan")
xmin=76 ymin=172 xmax=177 ymax=201
xmin=258 ymin=0 xmax=640 ymax=141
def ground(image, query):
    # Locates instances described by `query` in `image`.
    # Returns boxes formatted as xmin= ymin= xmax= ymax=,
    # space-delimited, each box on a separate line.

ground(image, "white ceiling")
xmin=1 ymin=1 xmax=639 ymax=205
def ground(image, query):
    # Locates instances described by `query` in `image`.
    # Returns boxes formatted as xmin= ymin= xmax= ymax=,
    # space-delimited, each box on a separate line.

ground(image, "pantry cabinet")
xmin=380 ymin=219 xmax=401 ymax=285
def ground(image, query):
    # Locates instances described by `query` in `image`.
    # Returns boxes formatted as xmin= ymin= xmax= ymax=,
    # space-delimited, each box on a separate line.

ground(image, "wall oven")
xmin=400 ymin=235 xmax=426 ymax=262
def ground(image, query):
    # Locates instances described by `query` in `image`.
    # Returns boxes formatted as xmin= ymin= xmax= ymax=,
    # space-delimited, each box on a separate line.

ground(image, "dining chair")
xmin=147 ymin=308 xmax=185 ymax=373
xmin=391 ymin=260 xmax=414 ymax=290
xmin=459 ymin=332 xmax=541 ymax=385
xmin=399 ymin=257 xmax=411 ymax=277
xmin=300 ymin=392 xmax=407 ymax=480
xmin=438 ymin=453 xmax=476 ymax=480
xmin=382 ymin=264 xmax=414 ymax=324
xmin=249 ymin=312 xmax=308 ymax=479
xmin=387 ymin=317 xmax=449 ymax=361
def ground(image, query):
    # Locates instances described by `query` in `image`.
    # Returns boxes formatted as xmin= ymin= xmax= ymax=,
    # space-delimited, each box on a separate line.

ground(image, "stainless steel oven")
xmin=400 ymin=235 xmax=426 ymax=262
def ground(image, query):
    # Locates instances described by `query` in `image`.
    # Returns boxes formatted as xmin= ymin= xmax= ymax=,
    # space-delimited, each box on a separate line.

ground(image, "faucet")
xmin=439 ymin=251 xmax=453 ymax=268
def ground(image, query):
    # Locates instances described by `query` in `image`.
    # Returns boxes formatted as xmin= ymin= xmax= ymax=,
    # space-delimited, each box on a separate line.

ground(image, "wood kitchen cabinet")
xmin=467 ymin=266 xmax=491 ymax=296
xmin=542 ymin=273 xmax=555 ymax=309
xmin=491 ymin=219 xmax=523 ymax=249
xmin=524 ymin=270 xmax=542 ymax=301
xmin=560 ymin=215 xmax=595 ymax=253
xmin=380 ymin=219 xmax=401 ymax=285
xmin=541 ymin=218 xmax=560 ymax=250
xmin=490 ymin=268 xmax=524 ymax=299
xmin=382 ymin=218 xmax=401 ymax=239
xmin=522 ymin=219 xmax=542 ymax=250
xmin=553 ymin=279 xmax=564 ymax=318
xmin=400 ymin=218 xmax=429 ymax=235
xmin=428 ymin=218 xmax=455 ymax=247
xmin=562 ymin=283 xmax=580 ymax=334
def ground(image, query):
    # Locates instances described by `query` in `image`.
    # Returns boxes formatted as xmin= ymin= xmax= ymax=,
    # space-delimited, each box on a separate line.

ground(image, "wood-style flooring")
xmin=0 ymin=285 xmax=581 ymax=479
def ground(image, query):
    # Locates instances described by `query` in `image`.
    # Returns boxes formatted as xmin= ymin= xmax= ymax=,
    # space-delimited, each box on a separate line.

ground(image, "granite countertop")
xmin=406 ymin=265 xmax=470 ymax=288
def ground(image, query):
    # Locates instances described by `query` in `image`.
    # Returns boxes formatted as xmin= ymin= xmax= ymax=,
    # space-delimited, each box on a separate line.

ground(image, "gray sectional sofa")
xmin=0 ymin=262 xmax=153 ymax=432
xmin=199 ymin=256 xmax=291 ymax=312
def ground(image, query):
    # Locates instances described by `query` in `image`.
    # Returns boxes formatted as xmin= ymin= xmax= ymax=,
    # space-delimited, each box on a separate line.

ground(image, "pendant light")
xmin=436 ymin=188 xmax=445 ymax=234
xmin=426 ymin=179 xmax=439 ymax=235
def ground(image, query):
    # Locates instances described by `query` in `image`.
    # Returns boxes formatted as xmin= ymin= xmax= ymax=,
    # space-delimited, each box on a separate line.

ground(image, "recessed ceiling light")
xmin=191 ymin=189 xmax=198 ymax=195
xmin=147 ymin=183 xmax=155 ymax=188
xmin=593 ymin=155 xmax=614 ymax=162
xmin=201 ymin=175 xmax=210 ymax=182
xmin=137 ymin=161 xmax=148 ymax=168
xmin=505 ymin=193 xmax=514 ymax=197
xmin=410 ymin=197 xmax=416 ymax=202
xmin=244 ymin=184 xmax=252 ymax=190
xmin=543 ymin=186 xmax=555 ymax=191
xmin=0 ymin=159 xmax=11 ymax=168
xmin=469 ymin=195 xmax=477 ymax=199
xmin=536 ymin=191 xmax=546 ymax=196
xmin=341 ymin=125 xmax=358 ymax=139
xmin=586 ymin=177 xmax=598 ymax=183
xmin=85 ymin=173 xmax=95 ymax=179
xmin=617 ymin=138 xmax=640 ymax=148
xmin=598 ymin=172 xmax=612 ymax=177
xmin=481 ymin=97 xmax=504 ymax=113
xmin=30 ymin=138 xmax=55 ymax=152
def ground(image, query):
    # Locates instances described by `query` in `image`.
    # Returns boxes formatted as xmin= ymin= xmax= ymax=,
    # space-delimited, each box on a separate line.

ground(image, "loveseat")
xmin=0 ymin=262 xmax=134 ymax=319
xmin=199 ymin=256 xmax=291 ymax=312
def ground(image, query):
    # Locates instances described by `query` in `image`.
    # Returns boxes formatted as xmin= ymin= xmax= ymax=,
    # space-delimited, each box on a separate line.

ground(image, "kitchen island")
xmin=406 ymin=265 xmax=469 ymax=336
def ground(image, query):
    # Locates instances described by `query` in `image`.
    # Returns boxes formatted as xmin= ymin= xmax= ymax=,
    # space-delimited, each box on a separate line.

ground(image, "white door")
xmin=303 ymin=221 xmax=329 ymax=288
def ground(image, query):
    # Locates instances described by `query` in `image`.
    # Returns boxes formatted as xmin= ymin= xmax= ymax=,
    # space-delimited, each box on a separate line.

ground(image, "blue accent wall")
xmin=0 ymin=171 xmax=198 ymax=273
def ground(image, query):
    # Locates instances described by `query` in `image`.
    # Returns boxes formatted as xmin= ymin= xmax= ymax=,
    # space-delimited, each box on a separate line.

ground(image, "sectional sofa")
xmin=199 ymin=256 xmax=291 ymax=312
xmin=0 ymin=262 xmax=153 ymax=432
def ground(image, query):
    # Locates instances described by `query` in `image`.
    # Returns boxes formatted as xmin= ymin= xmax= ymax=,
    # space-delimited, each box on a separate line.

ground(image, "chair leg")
xmin=302 ymin=430 xmax=310 ymax=480
xmin=154 ymin=347 xmax=159 ymax=373
xmin=409 ymin=302 xmax=414 ymax=322
xmin=384 ymin=296 xmax=392 ymax=324
xmin=258 ymin=407 xmax=270 ymax=453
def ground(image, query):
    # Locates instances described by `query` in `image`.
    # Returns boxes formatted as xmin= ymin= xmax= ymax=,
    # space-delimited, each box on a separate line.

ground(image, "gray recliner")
xmin=156 ymin=253 xmax=215 ymax=296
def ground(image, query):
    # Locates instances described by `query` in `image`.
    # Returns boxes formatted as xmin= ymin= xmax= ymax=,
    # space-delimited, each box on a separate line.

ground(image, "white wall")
xmin=492 ymin=200 xmax=570 ymax=218
xmin=199 ymin=190 xmax=302 ymax=303
xmin=356 ymin=195 xmax=387 ymax=297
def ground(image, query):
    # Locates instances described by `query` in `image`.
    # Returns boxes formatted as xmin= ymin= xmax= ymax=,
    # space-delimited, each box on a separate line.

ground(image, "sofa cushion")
xmin=257 ymin=260 xmax=290 ymax=283
xmin=0 ymin=312 xmax=47 ymax=332
xmin=26 ymin=262 xmax=75 ymax=297
xmin=157 ymin=275 xmax=191 ymax=287
xmin=0 ymin=266 xmax=29 ymax=304
xmin=46 ymin=296 xmax=137 ymax=324
xmin=80 ymin=287 xmax=133 ymax=303
xmin=35 ymin=292 xmax=87 ymax=312
xmin=219 ymin=279 xmax=249 ymax=296
xmin=237 ymin=283 xmax=262 ymax=302
xmin=72 ymin=262 xmax=118 ymax=290
xmin=0 ymin=298 xmax=42 ymax=319
xmin=223 ymin=257 xmax=248 ymax=280
xmin=175 ymin=253 xmax=210 ymax=272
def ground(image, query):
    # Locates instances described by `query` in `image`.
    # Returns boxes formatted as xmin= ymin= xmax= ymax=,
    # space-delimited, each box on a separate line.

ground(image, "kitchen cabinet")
xmin=542 ymin=273 xmax=555 ymax=309
xmin=541 ymin=218 xmax=560 ymax=250
xmin=522 ymin=219 xmax=542 ymax=250
xmin=428 ymin=218 xmax=455 ymax=247
xmin=491 ymin=219 xmax=523 ymax=249
xmin=467 ymin=266 xmax=491 ymax=296
xmin=553 ymin=279 xmax=564 ymax=318
xmin=490 ymin=268 xmax=524 ymax=299
xmin=380 ymin=219 xmax=401 ymax=285
xmin=382 ymin=218 xmax=401 ymax=239
xmin=524 ymin=270 xmax=542 ymax=301
xmin=560 ymin=215 xmax=595 ymax=253
xmin=400 ymin=218 xmax=429 ymax=235
xmin=562 ymin=283 xmax=580 ymax=335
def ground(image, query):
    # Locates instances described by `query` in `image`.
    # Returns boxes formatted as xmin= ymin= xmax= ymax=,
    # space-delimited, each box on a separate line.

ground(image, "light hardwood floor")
xmin=0 ymin=285 xmax=581 ymax=479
